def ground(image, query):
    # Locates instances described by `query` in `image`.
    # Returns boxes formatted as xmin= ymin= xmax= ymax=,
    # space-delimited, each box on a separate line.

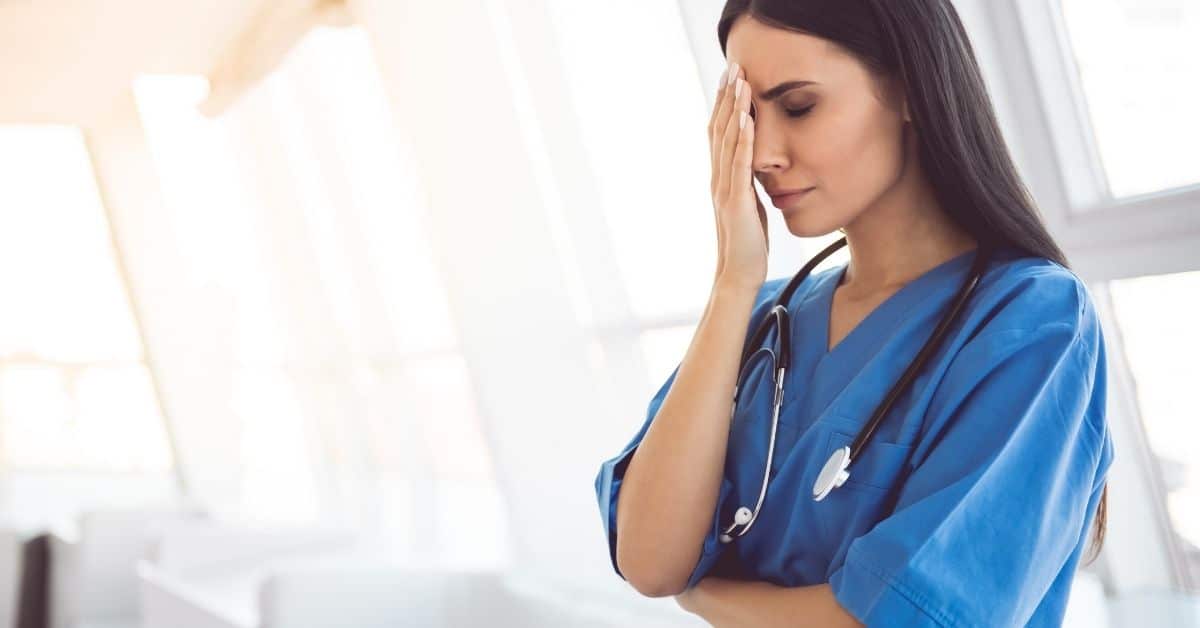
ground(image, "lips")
xmin=769 ymin=187 xmax=816 ymax=204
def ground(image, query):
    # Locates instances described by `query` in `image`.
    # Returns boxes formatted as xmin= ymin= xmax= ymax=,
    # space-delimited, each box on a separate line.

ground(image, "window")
xmin=0 ymin=125 xmax=173 ymax=472
xmin=132 ymin=25 xmax=506 ymax=563
xmin=546 ymin=0 xmax=716 ymax=323
xmin=1108 ymin=269 xmax=1200 ymax=588
xmin=1057 ymin=0 xmax=1200 ymax=199
xmin=133 ymin=73 xmax=323 ymax=524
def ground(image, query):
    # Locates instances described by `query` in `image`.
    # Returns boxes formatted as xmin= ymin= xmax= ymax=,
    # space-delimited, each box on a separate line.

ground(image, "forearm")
xmin=678 ymin=578 xmax=864 ymax=628
xmin=615 ymin=279 xmax=760 ymax=595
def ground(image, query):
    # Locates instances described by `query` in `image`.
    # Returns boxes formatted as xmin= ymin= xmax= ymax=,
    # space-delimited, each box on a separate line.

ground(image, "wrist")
xmin=713 ymin=273 xmax=763 ymax=300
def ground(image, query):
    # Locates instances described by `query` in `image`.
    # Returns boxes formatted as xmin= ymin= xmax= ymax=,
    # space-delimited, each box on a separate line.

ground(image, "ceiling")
xmin=0 ymin=0 xmax=260 ymax=124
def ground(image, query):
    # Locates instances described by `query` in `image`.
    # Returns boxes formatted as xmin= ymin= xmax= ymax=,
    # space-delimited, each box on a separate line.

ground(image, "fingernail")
xmin=719 ymin=66 xmax=729 ymax=88
xmin=728 ymin=62 xmax=739 ymax=86
xmin=735 ymin=78 xmax=742 ymax=99
xmin=740 ymin=111 xmax=747 ymax=129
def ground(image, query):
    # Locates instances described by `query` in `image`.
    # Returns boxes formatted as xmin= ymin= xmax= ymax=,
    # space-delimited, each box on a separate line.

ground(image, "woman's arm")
xmin=615 ymin=278 xmax=760 ymax=597
xmin=676 ymin=578 xmax=864 ymax=628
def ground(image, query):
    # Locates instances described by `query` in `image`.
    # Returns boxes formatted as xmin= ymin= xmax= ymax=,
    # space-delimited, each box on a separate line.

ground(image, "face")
xmin=725 ymin=15 xmax=912 ymax=237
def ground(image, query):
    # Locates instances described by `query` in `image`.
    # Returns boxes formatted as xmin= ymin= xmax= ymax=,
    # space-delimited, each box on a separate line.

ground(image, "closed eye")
xmin=747 ymin=103 xmax=815 ymax=120
xmin=786 ymin=105 xmax=815 ymax=118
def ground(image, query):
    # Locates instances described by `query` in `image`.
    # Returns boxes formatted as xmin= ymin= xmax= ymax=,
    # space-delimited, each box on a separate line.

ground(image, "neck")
xmin=839 ymin=182 xmax=977 ymax=296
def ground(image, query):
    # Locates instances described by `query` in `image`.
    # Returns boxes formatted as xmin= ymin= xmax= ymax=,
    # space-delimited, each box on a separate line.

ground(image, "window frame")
xmin=982 ymin=0 xmax=1200 ymax=594
xmin=1007 ymin=0 xmax=1200 ymax=282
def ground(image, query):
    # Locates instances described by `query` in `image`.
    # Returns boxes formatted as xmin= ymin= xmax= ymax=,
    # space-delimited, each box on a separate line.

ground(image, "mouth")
xmin=769 ymin=187 xmax=816 ymax=206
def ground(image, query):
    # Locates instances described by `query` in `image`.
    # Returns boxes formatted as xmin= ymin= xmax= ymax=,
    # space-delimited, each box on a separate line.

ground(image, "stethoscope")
xmin=718 ymin=236 xmax=993 ymax=544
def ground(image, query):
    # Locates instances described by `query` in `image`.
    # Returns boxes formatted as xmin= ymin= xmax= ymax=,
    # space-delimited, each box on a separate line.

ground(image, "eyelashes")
xmin=786 ymin=105 xmax=815 ymax=118
xmin=747 ymin=103 xmax=815 ymax=120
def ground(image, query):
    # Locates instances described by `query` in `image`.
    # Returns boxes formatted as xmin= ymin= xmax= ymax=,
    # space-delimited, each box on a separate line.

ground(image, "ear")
xmin=897 ymin=82 xmax=912 ymax=123
xmin=884 ymin=75 xmax=911 ymax=123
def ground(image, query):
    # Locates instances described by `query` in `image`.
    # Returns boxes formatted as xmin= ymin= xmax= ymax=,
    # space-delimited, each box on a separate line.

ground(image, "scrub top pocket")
xmin=826 ymin=428 xmax=915 ymax=492
xmin=811 ymin=424 xmax=915 ymax=570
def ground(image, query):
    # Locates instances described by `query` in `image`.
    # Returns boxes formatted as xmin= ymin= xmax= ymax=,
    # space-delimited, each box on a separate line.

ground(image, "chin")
xmin=780 ymin=214 xmax=846 ymax=239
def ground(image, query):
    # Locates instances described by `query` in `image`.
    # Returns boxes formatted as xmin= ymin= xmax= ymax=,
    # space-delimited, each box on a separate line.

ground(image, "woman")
xmin=593 ymin=1 xmax=1113 ymax=626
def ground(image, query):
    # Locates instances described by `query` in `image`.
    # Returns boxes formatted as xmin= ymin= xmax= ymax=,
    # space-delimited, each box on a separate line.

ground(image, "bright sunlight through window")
xmin=0 ymin=125 xmax=173 ymax=472
xmin=1109 ymin=270 xmax=1200 ymax=568
xmin=1058 ymin=0 xmax=1200 ymax=199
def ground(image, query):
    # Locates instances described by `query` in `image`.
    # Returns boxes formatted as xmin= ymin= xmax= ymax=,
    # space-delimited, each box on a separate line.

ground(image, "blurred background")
xmin=0 ymin=0 xmax=1196 ymax=626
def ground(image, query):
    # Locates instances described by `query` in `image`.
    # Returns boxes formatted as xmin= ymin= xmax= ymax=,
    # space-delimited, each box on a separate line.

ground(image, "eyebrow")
xmin=757 ymin=80 xmax=820 ymax=101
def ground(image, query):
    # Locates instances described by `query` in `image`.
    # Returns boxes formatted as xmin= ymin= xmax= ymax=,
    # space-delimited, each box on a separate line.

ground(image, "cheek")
xmin=810 ymin=105 xmax=906 ymax=199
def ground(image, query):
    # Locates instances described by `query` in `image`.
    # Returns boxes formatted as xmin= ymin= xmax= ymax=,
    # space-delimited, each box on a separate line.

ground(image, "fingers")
xmin=708 ymin=62 xmax=738 ymax=156
xmin=729 ymin=87 xmax=754 ymax=205
xmin=709 ymin=62 xmax=739 ymax=196
xmin=719 ymin=73 xmax=752 ymax=203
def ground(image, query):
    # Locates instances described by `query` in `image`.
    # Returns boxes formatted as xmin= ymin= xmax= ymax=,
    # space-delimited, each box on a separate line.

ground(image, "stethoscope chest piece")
xmin=713 ymin=237 xmax=992 ymax=543
xmin=813 ymin=445 xmax=852 ymax=501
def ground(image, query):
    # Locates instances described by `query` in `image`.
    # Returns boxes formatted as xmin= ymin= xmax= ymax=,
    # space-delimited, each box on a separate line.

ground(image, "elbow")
xmin=625 ymin=570 xmax=688 ymax=598
xmin=616 ymin=539 xmax=688 ymax=598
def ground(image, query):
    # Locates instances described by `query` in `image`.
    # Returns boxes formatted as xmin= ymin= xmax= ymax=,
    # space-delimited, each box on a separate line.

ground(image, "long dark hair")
xmin=717 ymin=0 xmax=1107 ymax=564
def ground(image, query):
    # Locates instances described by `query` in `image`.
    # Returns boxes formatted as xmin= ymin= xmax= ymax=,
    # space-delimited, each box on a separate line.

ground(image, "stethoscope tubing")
xmin=719 ymin=236 xmax=993 ymax=543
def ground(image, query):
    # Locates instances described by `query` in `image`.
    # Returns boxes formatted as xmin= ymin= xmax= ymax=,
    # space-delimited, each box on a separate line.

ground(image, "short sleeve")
xmin=828 ymin=295 xmax=1113 ymax=626
xmin=593 ymin=277 xmax=787 ymax=588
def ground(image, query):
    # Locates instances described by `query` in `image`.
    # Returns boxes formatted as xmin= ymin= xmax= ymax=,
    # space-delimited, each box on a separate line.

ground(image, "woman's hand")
xmin=709 ymin=62 xmax=768 ymax=291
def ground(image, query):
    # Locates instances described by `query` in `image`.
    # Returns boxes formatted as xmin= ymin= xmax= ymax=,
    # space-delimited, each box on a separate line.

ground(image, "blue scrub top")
xmin=594 ymin=245 xmax=1115 ymax=627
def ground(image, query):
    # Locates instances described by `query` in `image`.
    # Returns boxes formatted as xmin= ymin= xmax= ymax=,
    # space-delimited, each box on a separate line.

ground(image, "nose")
xmin=752 ymin=138 xmax=788 ymax=176
xmin=749 ymin=112 xmax=789 ymax=175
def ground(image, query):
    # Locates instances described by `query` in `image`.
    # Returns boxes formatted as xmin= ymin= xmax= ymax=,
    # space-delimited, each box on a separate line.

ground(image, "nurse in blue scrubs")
xmin=596 ymin=245 xmax=1113 ymax=624
xmin=593 ymin=1 xmax=1114 ymax=626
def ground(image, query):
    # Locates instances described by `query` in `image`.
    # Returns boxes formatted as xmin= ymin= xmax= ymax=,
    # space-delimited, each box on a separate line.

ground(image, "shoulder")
xmin=943 ymin=247 xmax=1112 ymax=471
xmin=968 ymin=246 xmax=1102 ymax=357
